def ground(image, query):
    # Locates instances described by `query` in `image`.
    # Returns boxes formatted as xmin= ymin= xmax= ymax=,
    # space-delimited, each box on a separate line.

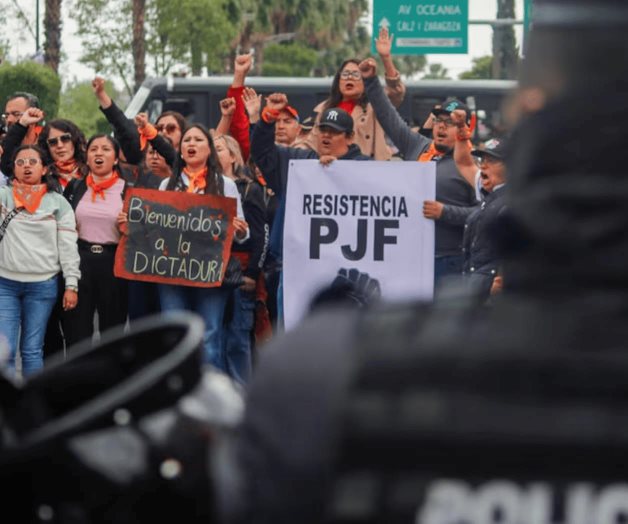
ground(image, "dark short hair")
xmin=6 ymin=91 xmax=40 ymax=109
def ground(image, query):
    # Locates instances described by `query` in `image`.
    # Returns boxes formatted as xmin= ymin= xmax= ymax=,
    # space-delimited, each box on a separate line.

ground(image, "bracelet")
xmin=66 ymin=285 xmax=78 ymax=292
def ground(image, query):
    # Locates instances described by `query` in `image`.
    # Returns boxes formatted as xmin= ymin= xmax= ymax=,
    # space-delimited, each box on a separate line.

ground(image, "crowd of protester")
xmin=0 ymin=27 xmax=508 ymax=382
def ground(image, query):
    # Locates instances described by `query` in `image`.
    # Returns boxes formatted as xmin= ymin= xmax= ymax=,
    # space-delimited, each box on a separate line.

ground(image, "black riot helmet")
xmin=0 ymin=313 xmax=243 ymax=523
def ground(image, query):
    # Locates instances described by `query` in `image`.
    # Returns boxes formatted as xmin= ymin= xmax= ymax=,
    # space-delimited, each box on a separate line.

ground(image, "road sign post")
xmin=372 ymin=0 xmax=469 ymax=55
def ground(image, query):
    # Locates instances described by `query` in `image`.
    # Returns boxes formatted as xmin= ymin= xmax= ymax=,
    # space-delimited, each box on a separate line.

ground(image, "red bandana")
xmin=12 ymin=182 xmax=47 ymax=214
xmin=86 ymin=172 xmax=120 ymax=202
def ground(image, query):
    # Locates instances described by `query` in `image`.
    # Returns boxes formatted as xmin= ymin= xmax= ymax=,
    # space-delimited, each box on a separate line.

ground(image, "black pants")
xmin=63 ymin=242 xmax=128 ymax=349
xmin=43 ymin=274 xmax=65 ymax=360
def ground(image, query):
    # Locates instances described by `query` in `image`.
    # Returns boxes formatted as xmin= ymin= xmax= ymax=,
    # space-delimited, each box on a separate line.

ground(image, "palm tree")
xmin=44 ymin=0 xmax=62 ymax=72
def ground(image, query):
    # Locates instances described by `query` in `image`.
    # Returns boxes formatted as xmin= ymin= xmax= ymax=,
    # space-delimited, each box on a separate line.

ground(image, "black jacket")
xmin=100 ymin=101 xmax=177 ymax=168
xmin=462 ymin=184 xmax=507 ymax=275
xmin=0 ymin=123 xmax=29 ymax=177
xmin=232 ymin=177 xmax=269 ymax=281
xmin=250 ymin=119 xmax=371 ymax=259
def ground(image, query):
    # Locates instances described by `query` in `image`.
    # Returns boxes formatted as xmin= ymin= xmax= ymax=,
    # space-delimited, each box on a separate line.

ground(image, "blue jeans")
xmin=222 ymin=288 xmax=254 ymax=384
xmin=0 ymin=275 xmax=58 ymax=376
xmin=158 ymin=284 xmax=229 ymax=370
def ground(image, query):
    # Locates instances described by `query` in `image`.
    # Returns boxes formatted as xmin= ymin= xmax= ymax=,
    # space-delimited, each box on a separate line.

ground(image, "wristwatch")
xmin=66 ymin=285 xmax=78 ymax=292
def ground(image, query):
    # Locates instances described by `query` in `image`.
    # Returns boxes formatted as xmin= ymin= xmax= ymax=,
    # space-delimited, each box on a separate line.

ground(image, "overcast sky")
xmin=7 ymin=0 xmax=526 ymax=88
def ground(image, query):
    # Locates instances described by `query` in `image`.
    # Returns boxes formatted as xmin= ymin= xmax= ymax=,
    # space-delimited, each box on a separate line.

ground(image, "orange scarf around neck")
xmin=13 ymin=182 xmax=47 ymax=214
xmin=55 ymin=160 xmax=82 ymax=187
xmin=418 ymin=142 xmax=445 ymax=162
xmin=86 ymin=172 xmax=120 ymax=202
xmin=183 ymin=167 xmax=207 ymax=194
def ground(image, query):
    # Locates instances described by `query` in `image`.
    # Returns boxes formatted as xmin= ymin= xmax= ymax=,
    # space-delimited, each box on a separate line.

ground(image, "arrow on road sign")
xmin=378 ymin=17 xmax=390 ymax=29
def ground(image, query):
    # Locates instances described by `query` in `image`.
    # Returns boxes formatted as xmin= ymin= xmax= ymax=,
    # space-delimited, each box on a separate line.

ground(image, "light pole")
xmin=35 ymin=0 xmax=40 ymax=53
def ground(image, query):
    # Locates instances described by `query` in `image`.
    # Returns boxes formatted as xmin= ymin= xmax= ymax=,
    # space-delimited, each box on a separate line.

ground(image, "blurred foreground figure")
xmin=221 ymin=2 xmax=628 ymax=523
xmin=0 ymin=313 xmax=242 ymax=523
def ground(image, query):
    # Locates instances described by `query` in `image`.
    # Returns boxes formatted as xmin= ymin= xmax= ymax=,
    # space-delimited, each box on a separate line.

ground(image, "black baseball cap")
xmin=318 ymin=108 xmax=354 ymax=134
xmin=471 ymin=138 xmax=508 ymax=161
xmin=433 ymin=98 xmax=471 ymax=125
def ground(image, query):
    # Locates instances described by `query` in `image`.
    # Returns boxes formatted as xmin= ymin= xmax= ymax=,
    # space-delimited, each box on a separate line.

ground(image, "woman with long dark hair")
xmin=150 ymin=124 xmax=249 ymax=372
xmin=0 ymin=145 xmax=80 ymax=376
xmin=307 ymin=30 xmax=404 ymax=160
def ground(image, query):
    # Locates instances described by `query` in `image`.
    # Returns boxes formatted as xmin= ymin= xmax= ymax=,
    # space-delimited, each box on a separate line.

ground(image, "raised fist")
xmin=359 ymin=58 xmax=377 ymax=79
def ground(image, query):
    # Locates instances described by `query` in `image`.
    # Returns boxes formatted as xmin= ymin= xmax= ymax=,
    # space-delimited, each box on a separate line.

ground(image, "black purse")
xmin=221 ymin=256 xmax=244 ymax=289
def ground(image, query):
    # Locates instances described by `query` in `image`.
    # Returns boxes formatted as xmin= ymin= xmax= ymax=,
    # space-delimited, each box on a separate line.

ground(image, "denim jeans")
xmin=222 ymin=288 xmax=255 ymax=384
xmin=158 ymin=284 xmax=229 ymax=370
xmin=0 ymin=275 xmax=58 ymax=377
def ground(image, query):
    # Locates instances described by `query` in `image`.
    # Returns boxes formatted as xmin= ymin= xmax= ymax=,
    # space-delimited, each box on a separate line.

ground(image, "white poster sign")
xmin=283 ymin=160 xmax=436 ymax=330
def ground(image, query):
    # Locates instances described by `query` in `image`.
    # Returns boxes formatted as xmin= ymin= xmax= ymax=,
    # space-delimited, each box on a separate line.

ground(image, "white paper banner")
xmin=283 ymin=160 xmax=436 ymax=330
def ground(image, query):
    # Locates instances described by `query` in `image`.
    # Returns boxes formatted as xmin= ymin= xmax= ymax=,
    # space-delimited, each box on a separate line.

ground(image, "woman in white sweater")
xmin=0 ymin=145 xmax=80 ymax=376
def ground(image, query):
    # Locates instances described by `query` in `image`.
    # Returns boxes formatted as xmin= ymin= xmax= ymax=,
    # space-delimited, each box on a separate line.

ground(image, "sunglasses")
xmin=156 ymin=123 xmax=180 ymax=134
xmin=46 ymin=133 xmax=73 ymax=147
xmin=15 ymin=157 xmax=41 ymax=167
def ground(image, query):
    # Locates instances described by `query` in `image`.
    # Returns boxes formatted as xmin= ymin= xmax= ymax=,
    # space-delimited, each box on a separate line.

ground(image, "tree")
xmin=58 ymin=80 xmax=120 ymax=138
xmin=422 ymin=63 xmax=451 ymax=80
xmin=71 ymin=0 xmax=136 ymax=97
xmin=43 ymin=0 xmax=62 ymax=73
xmin=132 ymin=0 xmax=146 ymax=91
xmin=459 ymin=56 xmax=493 ymax=80
xmin=0 ymin=61 xmax=61 ymax=118
xmin=492 ymin=0 xmax=518 ymax=80
xmin=262 ymin=43 xmax=317 ymax=76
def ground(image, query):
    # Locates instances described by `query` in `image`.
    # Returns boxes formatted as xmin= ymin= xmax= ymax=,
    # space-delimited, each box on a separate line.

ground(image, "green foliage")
xmin=0 ymin=61 xmax=61 ymax=118
xmin=262 ymin=43 xmax=317 ymax=76
xmin=422 ymin=63 xmax=451 ymax=80
xmin=57 ymin=80 xmax=120 ymax=139
xmin=70 ymin=0 xmax=135 ymax=97
xmin=459 ymin=56 xmax=493 ymax=80
xmin=147 ymin=0 xmax=238 ymax=75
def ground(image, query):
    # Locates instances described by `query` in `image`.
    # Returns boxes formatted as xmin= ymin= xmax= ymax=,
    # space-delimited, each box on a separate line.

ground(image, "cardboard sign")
xmin=114 ymin=188 xmax=236 ymax=287
xmin=283 ymin=160 xmax=435 ymax=330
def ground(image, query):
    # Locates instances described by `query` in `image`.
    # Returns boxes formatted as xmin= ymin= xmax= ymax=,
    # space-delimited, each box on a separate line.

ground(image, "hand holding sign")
xmin=114 ymin=188 xmax=237 ymax=288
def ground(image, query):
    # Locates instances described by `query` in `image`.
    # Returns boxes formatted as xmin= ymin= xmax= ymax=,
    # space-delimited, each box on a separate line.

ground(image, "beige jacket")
xmin=306 ymin=74 xmax=406 ymax=161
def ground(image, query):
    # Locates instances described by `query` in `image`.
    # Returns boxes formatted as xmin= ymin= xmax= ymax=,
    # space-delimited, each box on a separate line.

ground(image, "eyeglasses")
xmin=46 ymin=133 xmax=72 ymax=147
xmin=14 ymin=157 xmax=41 ymax=167
xmin=433 ymin=117 xmax=457 ymax=128
xmin=156 ymin=123 xmax=180 ymax=134
xmin=2 ymin=111 xmax=24 ymax=120
xmin=340 ymin=70 xmax=362 ymax=80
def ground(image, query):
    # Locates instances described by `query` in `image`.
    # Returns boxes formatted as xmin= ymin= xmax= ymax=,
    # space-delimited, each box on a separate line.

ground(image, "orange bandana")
xmin=86 ymin=172 xmax=120 ymax=202
xmin=12 ymin=182 xmax=47 ymax=214
xmin=418 ymin=142 xmax=445 ymax=162
xmin=139 ymin=123 xmax=158 ymax=151
xmin=183 ymin=167 xmax=207 ymax=193
xmin=55 ymin=159 xmax=82 ymax=187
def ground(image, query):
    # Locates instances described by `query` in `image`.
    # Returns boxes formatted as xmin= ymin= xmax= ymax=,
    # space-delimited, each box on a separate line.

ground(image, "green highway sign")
xmin=372 ymin=0 xmax=469 ymax=55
